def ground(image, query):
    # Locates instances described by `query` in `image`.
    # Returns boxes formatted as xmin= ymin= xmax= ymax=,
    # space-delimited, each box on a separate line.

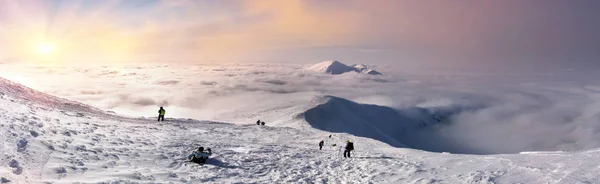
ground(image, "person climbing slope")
xmin=157 ymin=106 xmax=166 ymax=121
xmin=344 ymin=140 xmax=354 ymax=158
xmin=187 ymin=147 xmax=212 ymax=164
xmin=319 ymin=140 xmax=324 ymax=150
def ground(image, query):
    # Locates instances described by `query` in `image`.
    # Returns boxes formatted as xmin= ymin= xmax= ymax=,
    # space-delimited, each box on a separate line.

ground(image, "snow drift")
xmin=307 ymin=61 xmax=382 ymax=75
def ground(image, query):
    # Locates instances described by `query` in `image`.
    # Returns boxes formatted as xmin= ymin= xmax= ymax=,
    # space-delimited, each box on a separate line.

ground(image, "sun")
xmin=36 ymin=42 xmax=56 ymax=55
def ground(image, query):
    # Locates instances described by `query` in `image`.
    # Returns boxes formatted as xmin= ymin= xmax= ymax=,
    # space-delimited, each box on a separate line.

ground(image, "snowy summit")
xmin=307 ymin=60 xmax=382 ymax=75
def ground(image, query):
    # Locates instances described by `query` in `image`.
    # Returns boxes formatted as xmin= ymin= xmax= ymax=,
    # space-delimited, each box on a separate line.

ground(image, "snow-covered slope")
xmin=3 ymin=77 xmax=600 ymax=183
xmin=308 ymin=61 xmax=382 ymax=75
xmin=0 ymin=78 xmax=383 ymax=183
xmin=298 ymin=96 xmax=484 ymax=153
xmin=300 ymin=96 xmax=431 ymax=147
xmin=0 ymin=77 xmax=101 ymax=114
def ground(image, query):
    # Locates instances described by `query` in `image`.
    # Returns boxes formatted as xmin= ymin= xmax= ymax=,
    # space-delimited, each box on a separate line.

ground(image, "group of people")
xmin=158 ymin=108 xmax=269 ymax=127
xmin=186 ymin=140 xmax=354 ymax=165
xmin=159 ymin=106 xmax=356 ymax=164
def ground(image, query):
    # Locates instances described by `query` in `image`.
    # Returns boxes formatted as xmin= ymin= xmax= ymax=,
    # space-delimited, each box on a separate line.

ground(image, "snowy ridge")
xmin=3 ymin=77 xmax=600 ymax=183
xmin=350 ymin=64 xmax=383 ymax=75
xmin=307 ymin=60 xmax=382 ymax=75
xmin=0 ymin=77 xmax=102 ymax=115
xmin=299 ymin=96 xmax=459 ymax=148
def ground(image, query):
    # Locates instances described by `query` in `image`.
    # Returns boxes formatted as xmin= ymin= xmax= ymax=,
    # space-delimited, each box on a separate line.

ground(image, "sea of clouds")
xmin=1 ymin=62 xmax=600 ymax=154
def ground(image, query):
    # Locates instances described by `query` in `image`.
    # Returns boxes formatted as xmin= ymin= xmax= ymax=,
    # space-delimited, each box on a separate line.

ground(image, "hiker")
xmin=187 ymin=147 xmax=212 ymax=164
xmin=157 ymin=106 xmax=166 ymax=121
xmin=261 ymin=121 xmax=265 ymax=126
xmin=344 ymin=140 xmax=354 ymax=158
xmin=329 ymin=135 xmax=332 ymax=138
xmin=256 ymin=120 xmax=261 ymax=125
xmin=319 ymin=140 xmax=324 ymax=150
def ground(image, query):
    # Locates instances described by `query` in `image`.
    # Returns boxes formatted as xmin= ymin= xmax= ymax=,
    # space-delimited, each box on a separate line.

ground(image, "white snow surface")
xmin=308 ymin=61 xmax=382 ymax=75
xmin=2 ymin=77 xmax=600 ymax=183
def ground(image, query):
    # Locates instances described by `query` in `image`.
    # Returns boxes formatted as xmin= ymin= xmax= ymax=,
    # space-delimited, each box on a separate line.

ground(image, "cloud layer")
xmin=2 ymin=62 xmax=600 ymax=154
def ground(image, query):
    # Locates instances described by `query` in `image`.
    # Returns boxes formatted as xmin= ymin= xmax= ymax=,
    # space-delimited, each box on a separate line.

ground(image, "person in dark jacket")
xmin=344 ymin=140 xmax=354 ymax=158
xmin=158 ymin=107 xmax=166 ymax=121
xmin=319 ymin=140 xmax=324 ymax=150
xmin=256 ymin=120 xmax=261 ymax=125
xmin=187 ymin=147 xmax=212 ymax=164
xmin=261 ymin=121 xmax=265 ymax=126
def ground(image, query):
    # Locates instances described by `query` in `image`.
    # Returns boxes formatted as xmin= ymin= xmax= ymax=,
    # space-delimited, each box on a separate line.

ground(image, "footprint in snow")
xmin=8 ymin=159 xmax=23 ymax=175
xmin=55 ymin=167 xmax=67 ymax=178
xmin=1 ymin=177 xmax=10 ymax=183
xmin=30 ymin=130 xmax=39 ymax=137
xmin=16 ymin=138 xmax=27 ymax=152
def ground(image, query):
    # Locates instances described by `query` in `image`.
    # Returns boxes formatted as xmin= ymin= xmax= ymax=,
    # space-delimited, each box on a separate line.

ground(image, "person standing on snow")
xmin=158 ymin=106 xmax=166 ymax=121
xmin=344 ymin=140 xmax=354 ymax=158
xmin=319 ymin=140 xmax=324 ymax=150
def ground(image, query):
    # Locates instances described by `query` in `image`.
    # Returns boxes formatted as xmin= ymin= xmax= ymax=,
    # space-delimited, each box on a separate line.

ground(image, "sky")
xmin=1 ymin=0 xmax=599 ymax=69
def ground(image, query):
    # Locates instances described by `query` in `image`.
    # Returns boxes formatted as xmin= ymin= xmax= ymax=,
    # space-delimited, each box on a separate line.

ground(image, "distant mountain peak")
xmin=307 ymin=60 xmax=382 ymax=75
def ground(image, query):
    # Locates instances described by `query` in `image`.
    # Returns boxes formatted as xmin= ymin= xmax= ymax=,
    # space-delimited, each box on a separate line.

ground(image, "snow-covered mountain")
xmin=350 ymin=64 xmax=383 ymax=75
xmin=2 ymin=77 xmax=600 ymax=183
xmin=299 ymin=96 xmax=450 ymax=147
xmin=307 ymin=61 xmax=382 ymax=75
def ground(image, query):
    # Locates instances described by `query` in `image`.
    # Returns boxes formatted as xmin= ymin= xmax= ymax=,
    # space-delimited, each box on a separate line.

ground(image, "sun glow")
xmin=36 ymin=42 xmax=56 ymax=55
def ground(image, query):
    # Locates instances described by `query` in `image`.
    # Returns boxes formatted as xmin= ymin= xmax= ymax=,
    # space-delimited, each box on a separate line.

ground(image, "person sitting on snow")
xmin=187 ymin=147 xmax=212 ymax=164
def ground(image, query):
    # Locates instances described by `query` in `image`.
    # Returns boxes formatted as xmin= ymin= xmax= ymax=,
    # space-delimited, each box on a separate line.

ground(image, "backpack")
xmin=347 ymin=142 xmax=354 ymax=150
